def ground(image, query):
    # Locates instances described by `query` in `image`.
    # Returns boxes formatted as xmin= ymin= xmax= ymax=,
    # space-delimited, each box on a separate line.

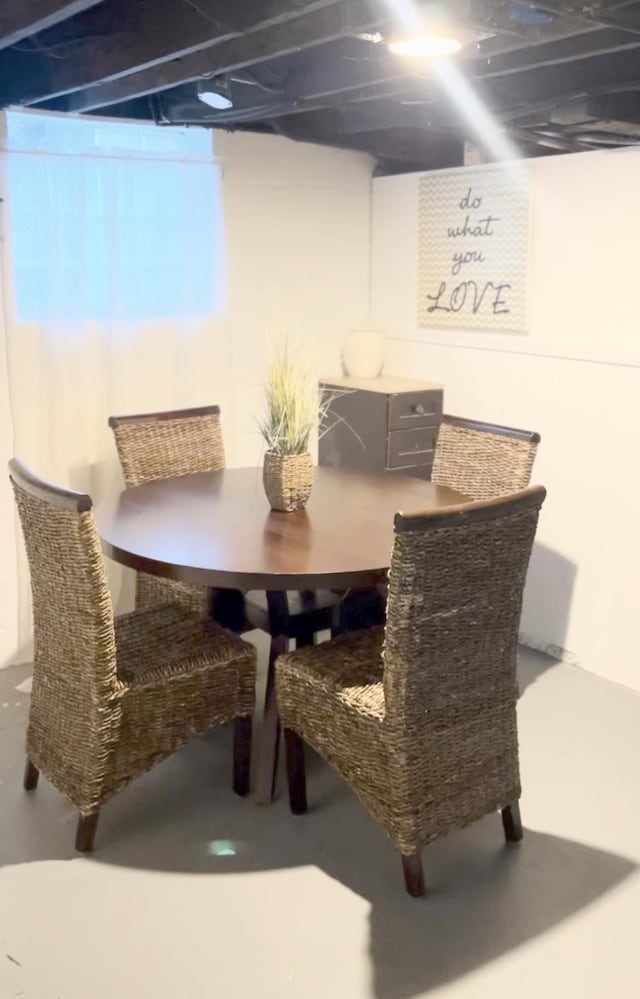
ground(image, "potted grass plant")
xmin=259 ymin=343 xmax=316 ymax=512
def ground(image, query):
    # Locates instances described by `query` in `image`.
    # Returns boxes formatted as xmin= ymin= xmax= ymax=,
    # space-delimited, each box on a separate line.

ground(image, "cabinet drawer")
xmin=387 ymin=427 xmax=436 ymax=468
xmin=385 ymin=462 xmax=432 ymax=481
xmin=388 ymin=390 xmax=442 ymax=431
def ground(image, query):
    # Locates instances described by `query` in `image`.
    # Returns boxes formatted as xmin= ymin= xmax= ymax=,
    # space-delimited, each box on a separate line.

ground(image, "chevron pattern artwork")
xmin=418 ymin=166 xmax=531 ymax=332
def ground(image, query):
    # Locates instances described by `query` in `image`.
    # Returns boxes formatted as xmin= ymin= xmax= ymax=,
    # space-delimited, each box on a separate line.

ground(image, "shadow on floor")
xmin=517 ymin=644 xmax=559 ymax=696
xmin=0 ymin=712 xmax=635 ymax=999
xmin=517 ymin=543 xmax=578 ymax=696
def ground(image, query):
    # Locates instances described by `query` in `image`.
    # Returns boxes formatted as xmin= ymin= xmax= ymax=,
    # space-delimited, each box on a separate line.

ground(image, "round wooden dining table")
xmin=97 ymin=465 xmax=464 ymax=593
xmin=96 ymin=465 xmax=466 ymax=801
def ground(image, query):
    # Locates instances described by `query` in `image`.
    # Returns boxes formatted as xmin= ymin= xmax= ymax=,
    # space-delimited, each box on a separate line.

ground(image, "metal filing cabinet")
xmin=319 ymin=375 xmax=444 ymax=480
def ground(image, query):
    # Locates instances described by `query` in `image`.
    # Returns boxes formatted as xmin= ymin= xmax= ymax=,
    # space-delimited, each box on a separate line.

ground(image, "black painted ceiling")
xmin=2 ymin=1 xmax=640 ymax=173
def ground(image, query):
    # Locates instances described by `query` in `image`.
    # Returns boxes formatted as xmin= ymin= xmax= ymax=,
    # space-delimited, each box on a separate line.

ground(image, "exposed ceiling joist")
xmin=0 ymin=1 xmax=103 ymax=52
xmin=526 ymin=0 xmax=640 ymax=35
xmin=284 ymin=44 xmax=410 ymax=101
xmin=476 ymin=20 xmax=602 ymax=60
xmin=479 ymin=26 xmax=640 ymax=78
xmin=508 ymin=124 xmax=576 ymax=150
xmin=50 ymin=0 xmax=388 ymax=113
xmin=486 ymin=44 xmax=640 ymax=109
xmin=179 ymin=11 xmax=634 ymax=112
xmin=501 ymin=76 xmax=640 ymax=123
xmin=154 ymin=23 xmax=640 ymax=129
xmin=151 ymin=44 xmax=417 ymax=126
xmin=326 ymin=24 xmax=640 ymax=115
xmin=0 ymin=0 xmax=341 ymax=107
xmin=36 ymin=1 xmax=638 ymax=116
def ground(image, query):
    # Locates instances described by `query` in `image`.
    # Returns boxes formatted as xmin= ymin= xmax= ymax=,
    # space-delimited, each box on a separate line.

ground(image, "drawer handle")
xmin=414 ymin=404 xmax=425 ymax=416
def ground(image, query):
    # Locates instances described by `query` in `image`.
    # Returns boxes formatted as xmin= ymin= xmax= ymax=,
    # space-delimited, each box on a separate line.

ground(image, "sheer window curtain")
xmin=0 ymin=109 xmax=229 ymax=662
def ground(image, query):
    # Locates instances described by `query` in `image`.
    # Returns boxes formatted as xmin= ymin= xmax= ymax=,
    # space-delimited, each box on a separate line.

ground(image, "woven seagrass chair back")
xmin=109 ymin=405 xmax=225 ymax=487
xmin=9 ymin=458 xmax=120 ymax=720
xmin=432 ymin=415 xmax=540 ymax=501
xmin=383 ymin=486 xmax=546 ymax=816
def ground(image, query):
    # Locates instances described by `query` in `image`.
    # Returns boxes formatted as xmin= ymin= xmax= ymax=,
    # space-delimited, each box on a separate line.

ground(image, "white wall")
xmin=10 ymin=124 xmax=638 ymax=691
xmin=0 ymin=130 xmax=373 ymax=665
xmin=213 ymin=132 xmax=373 ymax=466
xmin=372 ymin=147 xmax=640 ymax=692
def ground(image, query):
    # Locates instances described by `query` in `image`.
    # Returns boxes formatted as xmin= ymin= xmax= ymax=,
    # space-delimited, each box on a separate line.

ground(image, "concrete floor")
xmin=0 ymin=634 xmax=638 ymax=999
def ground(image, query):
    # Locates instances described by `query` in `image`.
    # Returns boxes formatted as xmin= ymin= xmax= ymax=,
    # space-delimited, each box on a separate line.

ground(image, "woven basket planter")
xmin=263 ymin=451 xmax=313 ymax=512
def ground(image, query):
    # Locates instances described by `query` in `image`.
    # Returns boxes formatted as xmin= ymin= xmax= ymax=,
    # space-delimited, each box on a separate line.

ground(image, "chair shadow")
xmin=364 ymin=826 xmax=631 ymax=999
xmin=518 ymin=542 xmax=578 ymax=695
xmin=517 ymin=644 xmax=558 ymax=697
xmin=0 ymin=721 xmax=635 ymax=999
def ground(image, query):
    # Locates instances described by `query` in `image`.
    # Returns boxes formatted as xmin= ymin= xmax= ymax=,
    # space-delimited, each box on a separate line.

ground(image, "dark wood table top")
xmin=97 ymin=466 xmax=467 ymax=591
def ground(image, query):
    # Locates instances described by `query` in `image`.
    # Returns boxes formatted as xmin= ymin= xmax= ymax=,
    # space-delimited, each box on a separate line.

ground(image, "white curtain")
xmin=0 ymin=109 xmax=230 ymax=661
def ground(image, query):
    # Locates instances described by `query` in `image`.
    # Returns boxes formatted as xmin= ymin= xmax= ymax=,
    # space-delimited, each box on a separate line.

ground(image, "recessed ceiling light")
xmin=198 ymin=90 xmax=233 ymax=110
xmin=197 ymin=78 xmax=233 ymax=110
xmin=388 ymin=33 xmax=462 ymax=57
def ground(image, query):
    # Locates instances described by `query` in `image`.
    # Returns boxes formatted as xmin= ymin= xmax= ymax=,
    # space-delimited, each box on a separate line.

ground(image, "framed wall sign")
xmin=418 ymin=165 xmax=531 ymax=332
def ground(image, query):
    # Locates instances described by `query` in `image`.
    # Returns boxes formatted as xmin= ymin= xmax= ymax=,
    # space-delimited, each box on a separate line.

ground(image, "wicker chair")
xmin=109 ymin=404 xmax=341 ymax=803
xmin=9 ymin=458 xmax=256 ymax=852
xmin=432 ymin=415 xmax=541 ymax=501
xmin=276 ymin=485 xmax=546 ymax=896
xmin=109 ymin=405 xmax=226 ymax=616
xmin=339 ymin=415 xmax=541 ymax=634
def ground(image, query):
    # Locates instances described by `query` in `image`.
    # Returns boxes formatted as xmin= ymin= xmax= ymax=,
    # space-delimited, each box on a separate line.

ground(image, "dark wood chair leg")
xmin=233 ymin=716 xmax=252 ymax=796
xmin=256 ymin=633 xmax=288 ymax=805
xmin=501 ymin=802 xmax=523 ymax=843
xmin=284 ymin=728 xmax=307 ymax=815
xmin=271 ymin=628 xmax=314 ymax=801
xmin=23 ymin=758 xmax=39 ymax=791
xmin=401 ymin=853 xmax=425 ymax=898
xmin=75 ymin=811 xmax=100 ymax=853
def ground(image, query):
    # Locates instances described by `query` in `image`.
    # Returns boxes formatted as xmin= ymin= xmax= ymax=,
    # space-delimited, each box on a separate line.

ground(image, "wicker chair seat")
xmin=277 ymin=627 xmax=398 ymax=839
xmin=278 ymin=627 xmax=385 ymax=720
xmin=108 ymin=610 xmax=255 ymax=803
xmin=115 ymin=605 xmax=254 ymax=689
xmin=26 ymin=602 xmax=256 ymax=819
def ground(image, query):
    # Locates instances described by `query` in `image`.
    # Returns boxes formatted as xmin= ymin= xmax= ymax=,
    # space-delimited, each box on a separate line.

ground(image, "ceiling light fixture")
xmin=197 ymin=78 xmax=233 ymax=110
xmin=388 ymin=33 xmax=462 ymax=57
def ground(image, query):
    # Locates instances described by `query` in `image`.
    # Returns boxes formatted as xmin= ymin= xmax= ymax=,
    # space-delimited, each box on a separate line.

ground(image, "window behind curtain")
xmin=3 ymin=111 xmax=220 ymax=323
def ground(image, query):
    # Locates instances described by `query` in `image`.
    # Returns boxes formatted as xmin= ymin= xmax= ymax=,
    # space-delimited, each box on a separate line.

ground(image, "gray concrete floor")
xmin=0 ymin=634 xmax=638 ymax=999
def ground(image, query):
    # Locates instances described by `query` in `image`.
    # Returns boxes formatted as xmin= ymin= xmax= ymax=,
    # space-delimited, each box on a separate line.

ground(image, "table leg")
xmin=256 ymin=594 xmax=319 ymax=804
xmin=256 ymin=633 xmax=288 ymax=804
xmin=255 ymin=591 xmax=290 ymax=805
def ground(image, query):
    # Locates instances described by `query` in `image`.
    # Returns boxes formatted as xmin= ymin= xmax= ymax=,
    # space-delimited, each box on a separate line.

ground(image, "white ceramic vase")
xmin=341 ymin=326 xmax=384 ymax=379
